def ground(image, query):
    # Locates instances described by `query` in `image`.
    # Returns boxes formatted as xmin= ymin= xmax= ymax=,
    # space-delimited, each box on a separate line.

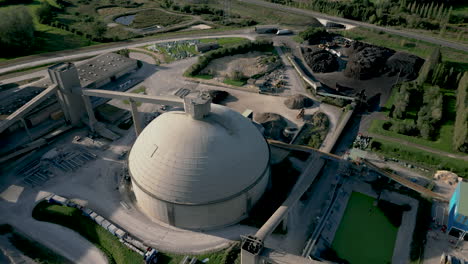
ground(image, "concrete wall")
xmin=133 ymin=167 xmax=270 ymax=230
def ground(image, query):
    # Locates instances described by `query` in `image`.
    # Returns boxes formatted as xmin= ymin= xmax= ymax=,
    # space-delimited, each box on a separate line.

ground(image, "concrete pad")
xmin=0 ymin=185 xmax=24 ymax=203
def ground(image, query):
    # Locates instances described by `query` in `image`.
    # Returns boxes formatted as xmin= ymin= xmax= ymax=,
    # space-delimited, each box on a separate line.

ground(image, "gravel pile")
xmin=208 ymin=90 xmax=229 ymax=104
xmin=344 ymin=42 xmax=393 ymax=80
xmin=254 ymin=112 xmax=287 ymax=140
xmin=302 ymin=47 xmax=339 ymax=73
xmin=385 ymin=52 xmax=424 ymax=80
xmin=284 ymin=94 xmax=314 ymax=109
xmin=344 ymin=41 xmax=423 ymax=80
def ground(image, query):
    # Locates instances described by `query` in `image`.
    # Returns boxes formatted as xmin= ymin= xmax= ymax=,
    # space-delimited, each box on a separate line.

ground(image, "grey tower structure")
xmin=48 ymin=63 xmax=85 ymax=126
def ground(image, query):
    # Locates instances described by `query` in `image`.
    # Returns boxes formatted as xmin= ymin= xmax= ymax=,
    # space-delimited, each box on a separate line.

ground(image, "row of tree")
xmin=453 ymin=72 xmax=468 ymax=153
xmin=388 ymin=83 xmax=443 ymax=140
xmin=275 ymin=0 xmax=465 ymax=32
xmin=407 ymin=1 xmax=452 ymax=21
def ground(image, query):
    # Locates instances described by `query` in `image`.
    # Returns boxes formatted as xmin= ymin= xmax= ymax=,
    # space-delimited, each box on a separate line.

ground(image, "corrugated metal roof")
xmin=458 ymin=181 xmax=468 ymax=216
xmin=128 ymin=104 xmax=269 ymax=205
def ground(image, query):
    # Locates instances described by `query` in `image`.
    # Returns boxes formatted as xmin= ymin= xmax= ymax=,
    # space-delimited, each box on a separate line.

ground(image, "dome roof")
xmin=128 ymin=104 xmax=270 ymax=205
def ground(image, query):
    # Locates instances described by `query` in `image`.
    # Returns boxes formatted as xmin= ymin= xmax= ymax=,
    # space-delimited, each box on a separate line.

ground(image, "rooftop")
xmin=458 ymin=181 xmax=468 ymax=216
xmin=76 ymin=53 xmax=136 ymax=87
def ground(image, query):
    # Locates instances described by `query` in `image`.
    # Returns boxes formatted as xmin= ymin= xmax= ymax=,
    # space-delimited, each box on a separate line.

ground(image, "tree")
xmin=453 ymin=72 xmax=468 ymax=153
xmin=36 ymin=1 xmax=54 ymax=24
xmin=0 ymin=6 xmax=35 ymax=56
xmin=436 ymin=3 xmax=444 ymax=20
xmin=298 ymin=27 xmax=329 ymax=44
xmin=410 ymin=2 xmax=416 ymax=13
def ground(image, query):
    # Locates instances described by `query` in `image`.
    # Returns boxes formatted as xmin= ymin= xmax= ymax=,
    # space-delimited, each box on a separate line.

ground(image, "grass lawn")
xmin=332 ymin=192 xmax=398 ymax=264
xmin=370 ymin=138 xmax=468 ymax=177
xmin=370 ymin=88 xmax=461 ymax=154
xmin=199 ymin=37 xmax=250 ymax=47
xmin=339 ymin=27 xmax=468 ymax=65
xmin=223 ymin=78 xmax=246 ymax=86
xmin=130 ymin=9 xmax=190 ymax=29
xmin=369 ymin=120 xmax=457 ymax=154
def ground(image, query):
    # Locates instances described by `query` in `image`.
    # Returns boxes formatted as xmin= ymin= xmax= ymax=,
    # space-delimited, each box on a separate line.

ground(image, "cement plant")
xmin=0 ymin=1 xmax=467 ymax=264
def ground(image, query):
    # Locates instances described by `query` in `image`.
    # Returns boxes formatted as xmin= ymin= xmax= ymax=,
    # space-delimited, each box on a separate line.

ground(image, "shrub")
xmin=370 ymin=141 xmax=382 ymax=151
xmin=36 ymin=1 xmax=54 ymax=24
xmin=298 ymin=27 xmax=330 ymax=44
xmin=382 ymin=121 xmax=392 ymax=130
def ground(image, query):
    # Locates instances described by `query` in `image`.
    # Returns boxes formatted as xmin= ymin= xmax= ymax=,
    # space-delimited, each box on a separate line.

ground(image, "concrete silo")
xmin=128 ymin=94 xmax=270 ymax=230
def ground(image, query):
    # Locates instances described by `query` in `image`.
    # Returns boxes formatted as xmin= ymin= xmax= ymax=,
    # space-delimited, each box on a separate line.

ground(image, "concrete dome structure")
xmin=128 ymin=97 xmax=270 ymax=230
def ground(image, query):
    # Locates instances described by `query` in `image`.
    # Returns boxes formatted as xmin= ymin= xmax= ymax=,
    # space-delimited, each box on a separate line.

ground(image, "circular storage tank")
xmin=128 ymin=104 xmax=270 ymax=230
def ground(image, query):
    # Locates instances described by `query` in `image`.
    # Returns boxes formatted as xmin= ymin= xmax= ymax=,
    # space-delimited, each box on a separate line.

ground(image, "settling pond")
xmin=115 ymin=14 xmax=135 ymax=26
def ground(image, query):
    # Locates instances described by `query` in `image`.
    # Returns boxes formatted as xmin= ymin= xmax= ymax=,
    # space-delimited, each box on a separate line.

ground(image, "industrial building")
xmin=76 ymin=52 xmax=138 ymax=88
xmin=128 ymin=93 xmax=271 ymax=230
xmin=448 ymin=181 xmax=468 ymax=239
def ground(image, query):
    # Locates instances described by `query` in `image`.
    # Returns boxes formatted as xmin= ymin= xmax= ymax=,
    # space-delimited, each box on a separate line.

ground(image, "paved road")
xmin=368 ymin=133 xmax=468 ymax=161
xmin=0 ymin=31 xmax=255 ymax=75
xmin=240 ymin=0 xmax=468 ymax=53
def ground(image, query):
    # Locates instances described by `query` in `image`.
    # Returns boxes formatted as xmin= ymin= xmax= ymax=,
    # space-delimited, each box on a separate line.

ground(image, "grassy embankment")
xmin=370 ymin=138 xmax=468 ymax=177
xmin=32 ymin=201 xmax=235 ymax=264
xmin=0 ymin=223 xmax=72 ymax=264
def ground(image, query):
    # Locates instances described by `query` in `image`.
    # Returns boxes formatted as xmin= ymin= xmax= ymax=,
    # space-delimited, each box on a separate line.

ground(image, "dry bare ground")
xmin=201 ymin=51 xmax=275 ymax=78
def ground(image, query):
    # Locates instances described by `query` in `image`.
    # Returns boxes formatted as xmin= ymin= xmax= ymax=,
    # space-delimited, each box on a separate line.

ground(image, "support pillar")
xmin=82 ymin=95 xmax=97 ymax=133
xmin=129 ymin=99 xmax=142 ymax=136
xmin=20 ymin=118 xmax=33 ymax=142
xmin=282 ymin=211 xmax=288 ymax=232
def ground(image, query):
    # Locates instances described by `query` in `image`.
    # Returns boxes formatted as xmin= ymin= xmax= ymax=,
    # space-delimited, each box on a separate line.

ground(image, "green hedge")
xmin=32 ymin=201 xmax=143 ymax=264
xmin=185 ymin=40 xmax=273 ymax=77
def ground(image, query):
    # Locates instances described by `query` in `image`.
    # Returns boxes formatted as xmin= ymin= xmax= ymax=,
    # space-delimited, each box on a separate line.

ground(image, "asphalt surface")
xmin=0 ymin=31 xmax=255 ymax=75
xmin=240 ymin=0 xmax=468 ymax=53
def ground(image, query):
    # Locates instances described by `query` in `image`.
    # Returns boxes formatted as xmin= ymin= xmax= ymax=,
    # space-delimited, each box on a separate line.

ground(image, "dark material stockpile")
xmin=208 ymin=90 xmax=229 ymax=104
xmin=254 ymin=112 xmax=287 ymax=140
xmin=284 ymin=94 xmax=314 ymax=109
xmin=344 ymin=41 xmax=423 ymax=80
xmin=302 ymin=47 xmax=339 ymax=73
xmin=385 ymin=52 xmax=424 ymax=80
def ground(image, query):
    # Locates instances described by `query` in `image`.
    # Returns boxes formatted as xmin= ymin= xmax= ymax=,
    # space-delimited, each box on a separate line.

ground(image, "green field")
xmin=340 ymin=27 xmax=468 ymax=65
xmin=129 ymin=9 xmax=190 ymax=29
xmin=332 ymin=192 xmax=398 ymax=264
xmin=223 ymin=78 xmax=246 ymax=86
xmin=0 ymin=0 xmax=95 ymax=61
